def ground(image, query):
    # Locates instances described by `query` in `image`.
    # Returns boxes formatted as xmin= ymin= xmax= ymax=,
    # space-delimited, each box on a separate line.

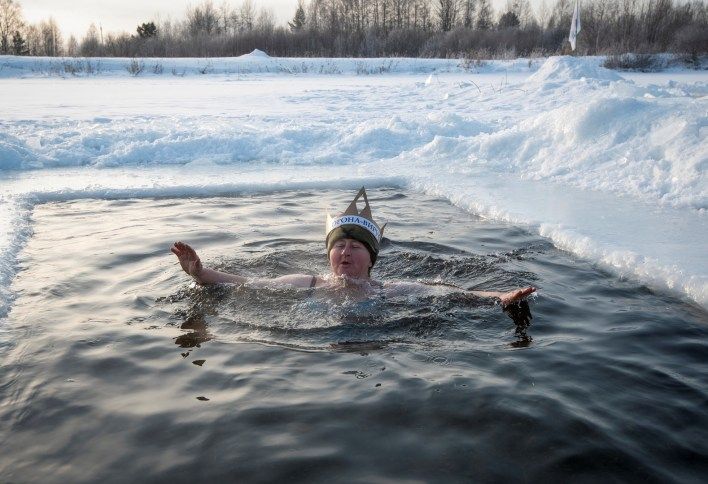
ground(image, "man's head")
xmin=325 ymin=187 xmax=385 ymax=278
xmin=328 ymin=237 xmax=372 ymax=278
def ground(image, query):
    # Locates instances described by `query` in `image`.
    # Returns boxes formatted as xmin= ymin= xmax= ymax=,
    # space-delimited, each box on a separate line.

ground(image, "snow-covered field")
xmin=0 ymin=53 xmax=706 ymax=313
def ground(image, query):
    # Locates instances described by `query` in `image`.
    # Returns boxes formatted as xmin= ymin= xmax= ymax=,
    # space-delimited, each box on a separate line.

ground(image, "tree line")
xmin=1 ymin=0 xmax=705 ymax=59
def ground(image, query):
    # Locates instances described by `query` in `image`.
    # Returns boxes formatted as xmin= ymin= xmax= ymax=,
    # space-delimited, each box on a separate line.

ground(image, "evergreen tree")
xmin=289 ymin=2 xmax=306 ymax=31
xmin=498 ymin=11 xmax=520 ymax=28
xmin=137 ymin=21 xmax=157 ymax=38
xmin=11 ymin=29 xmax=26 ymax=54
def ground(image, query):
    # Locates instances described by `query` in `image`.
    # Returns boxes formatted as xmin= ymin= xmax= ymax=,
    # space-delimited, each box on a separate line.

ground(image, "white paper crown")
xmin=326 ymin=187 xmax=385 ymax=242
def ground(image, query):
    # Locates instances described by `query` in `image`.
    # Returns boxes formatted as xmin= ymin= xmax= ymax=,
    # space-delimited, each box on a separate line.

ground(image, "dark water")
xmin=1 ymin=189 xmax=707 ymax=483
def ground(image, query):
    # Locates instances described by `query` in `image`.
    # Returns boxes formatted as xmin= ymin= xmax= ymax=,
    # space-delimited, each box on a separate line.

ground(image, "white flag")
xmin=569 ymin=0 xmax=581 ymax=51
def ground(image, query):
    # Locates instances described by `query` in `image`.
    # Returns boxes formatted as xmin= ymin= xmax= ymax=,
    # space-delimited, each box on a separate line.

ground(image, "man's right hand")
xmin=171 ymin=241 xmax=204 ymax=281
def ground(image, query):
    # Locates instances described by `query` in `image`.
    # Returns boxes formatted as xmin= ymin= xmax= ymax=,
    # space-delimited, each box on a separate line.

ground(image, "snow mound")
xmin=240 ymin=49 xmax=270 ymax=58
xmin=528 ymin=56 xmax=622 ymax=83
xmin=463 ymin=94 xmax=707 ymax=209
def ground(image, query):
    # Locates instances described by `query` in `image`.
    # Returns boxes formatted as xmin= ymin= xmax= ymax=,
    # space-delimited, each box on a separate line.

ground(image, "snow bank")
xmin=527 ymin=55 xmax=622 ymax=83
xmin=463 ymin=90 xmax=707 ymax=210
xmin=0 ymin=54 xmax=541 ymax=78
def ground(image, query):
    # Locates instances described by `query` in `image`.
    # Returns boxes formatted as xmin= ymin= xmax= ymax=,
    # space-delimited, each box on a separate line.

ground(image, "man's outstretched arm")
xmin=469 ymin=287 xmax=536 ymax=306
xmin=171 ymin=242 xmax=316 ymax=287
xmin=171 ymin=241 xmax=247 ymax=285
xmin=385 ymin=281 xmax=536 ymax=306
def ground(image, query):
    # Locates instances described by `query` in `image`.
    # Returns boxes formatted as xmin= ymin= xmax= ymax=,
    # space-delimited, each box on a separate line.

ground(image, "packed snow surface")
xmin=0 ymin=55 xmax=706 ymax=314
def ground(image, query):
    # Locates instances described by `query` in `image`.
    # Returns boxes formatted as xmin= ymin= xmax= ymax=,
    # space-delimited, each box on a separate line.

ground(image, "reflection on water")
xmin=504 ymin=300 xmax=533 ymax=348
xmin=2 ymin=189 xmax=707 ymax=483
xmin=174 ymin=314 xmax=212 ymax=349
xmin=330 ymin=340 xmax=390 ymax=353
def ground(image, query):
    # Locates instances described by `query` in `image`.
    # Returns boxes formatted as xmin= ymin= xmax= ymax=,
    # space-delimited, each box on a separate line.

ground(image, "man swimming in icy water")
xmin=171 ymin=187 xmax=535 ymax=307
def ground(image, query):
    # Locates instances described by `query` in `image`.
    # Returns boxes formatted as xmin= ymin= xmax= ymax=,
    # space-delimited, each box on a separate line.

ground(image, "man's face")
xmin=329 ymin=237 xmax=372 ymax=279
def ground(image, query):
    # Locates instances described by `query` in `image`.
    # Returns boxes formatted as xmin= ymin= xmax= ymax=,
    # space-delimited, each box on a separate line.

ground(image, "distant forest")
xmin=0 ymin=0 xmax=706 ymax=59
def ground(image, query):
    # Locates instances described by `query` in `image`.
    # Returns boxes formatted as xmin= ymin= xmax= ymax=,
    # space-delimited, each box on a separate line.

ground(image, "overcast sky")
xmin=21 ymin=0 xmax=519 ymax=40
xmin=21 ymin=0 xmax=300 ymax=39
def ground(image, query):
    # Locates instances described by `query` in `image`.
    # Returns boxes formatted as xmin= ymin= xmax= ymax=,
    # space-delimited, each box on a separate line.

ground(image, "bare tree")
xmin=256 ymin=7 xmax=275 ymax=34
xmin=219 ymin=1 xmax=238 ymax=35
xmin=417 ymin=0 xmax=433 ymax=30
xmin=239 ymin=0 xmax=255 ymax=31
xmin=66 ymin=34 xmax=78 ymax=56
xmin=642 ymin=0 xmax=675 ymax=48
xmin=187 ymin=0 xmax=220 ymax=36
xmin=537 ymin=0 xmax=551 ymax=29
xmin=548 ymin=0 xmax=571 ymax=30
xmin=80 ymin=23 xmax=101 ymax=57
xmin=476 ymin=0 xmax=493 ymax=29
xmin=515 ymin=0 xmax=534 ymax=27
xmin=437 ymin=0 xmax=460 ymax=31
xmin=462 ymin=0 xmax=475 ymax=27
xmin=23 ymin=23 xmax=39 ymax=55
xmin=7 ymin=0 xmax=704 ymax=60
xmin=39 ymin=17 xmax=62 ymax=56
xmin=0 ymin=0 xmax=23 ymax=54
xmin=584 ymin=0 xmax=612 ymax=51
